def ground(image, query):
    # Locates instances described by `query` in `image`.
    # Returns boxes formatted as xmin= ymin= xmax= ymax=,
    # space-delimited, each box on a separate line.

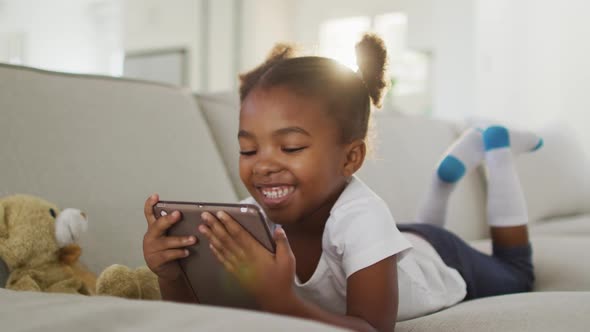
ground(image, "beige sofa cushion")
xmin=0 ymin=289 xmax=343 ymax=332
xmin=195 ymin=91 xmax=249 ymax=199
xmin=516 ymin=123 xmax=590 ymax=223
xmin=531 ymin=214 xmax=590 ymax=236
xmin=396 ymin=292 xmax=590 ymax=332
xmin=470 ymin=235 xmax=590 ymax=291
xmin=0 ymin=64 xmax=237 ymax=273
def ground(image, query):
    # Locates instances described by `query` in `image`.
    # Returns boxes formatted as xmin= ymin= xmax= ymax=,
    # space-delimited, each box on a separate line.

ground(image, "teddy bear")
xmin=0 ymin=194 xmax=160 ymax=300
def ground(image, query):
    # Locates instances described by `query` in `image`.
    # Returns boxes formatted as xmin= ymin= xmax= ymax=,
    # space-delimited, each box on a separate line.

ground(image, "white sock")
xmin=483 ymin=126 xmax=529 ymax=227
xmin=467 ymin=118 xmax=544 ymax=155
xmin=415 ymin=175 xmax=455 ymax=226
xmin=416 ymin=128 xmax=484 ymax=226
xmin=509 ymin=128 xmax=544 ymax=155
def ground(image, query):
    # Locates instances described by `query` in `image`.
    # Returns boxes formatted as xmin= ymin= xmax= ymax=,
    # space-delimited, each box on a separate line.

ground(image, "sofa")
xmin=1 ymin=63 xmax=589 ymax=331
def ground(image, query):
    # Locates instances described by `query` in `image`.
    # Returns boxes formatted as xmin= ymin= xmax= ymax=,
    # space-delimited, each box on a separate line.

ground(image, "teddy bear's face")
xmin=0 ymin=195 xmax=87 ymax=269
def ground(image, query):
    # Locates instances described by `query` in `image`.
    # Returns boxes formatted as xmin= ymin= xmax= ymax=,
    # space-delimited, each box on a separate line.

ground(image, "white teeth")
xmin=261 ymin=186 xmax=294 ymax=199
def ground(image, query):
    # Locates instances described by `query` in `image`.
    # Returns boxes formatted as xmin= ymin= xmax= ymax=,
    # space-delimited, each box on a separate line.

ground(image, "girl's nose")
xmin=252 ymin=158 xmax=282 ymax=176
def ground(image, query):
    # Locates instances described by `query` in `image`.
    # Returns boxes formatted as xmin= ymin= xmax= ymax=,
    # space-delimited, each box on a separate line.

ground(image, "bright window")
xmin=319 ymin=16 xmax=371 ymax=71
xmin=319 ymin=13 xmax=430 ymax=113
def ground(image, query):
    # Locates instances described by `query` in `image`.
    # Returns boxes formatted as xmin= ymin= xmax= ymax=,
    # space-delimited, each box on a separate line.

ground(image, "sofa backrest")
xmin=195 ymin=91 xmax=249 ymax=199
xmin=196 ymin=92 xmax=490 ymax=240
xmin=515 ymin=122 xmax=590 ymax=222
xmin=357 ymin=111 xmax=489 ymax=240
xmin=195 ymin=89 xmax=590 ymax=242
xmin=0 ymin=64 xmax=237 ymax=273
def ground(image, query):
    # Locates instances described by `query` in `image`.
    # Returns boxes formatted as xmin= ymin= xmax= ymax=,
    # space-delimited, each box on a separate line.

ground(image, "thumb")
xmin=273 ymin=227 xmax=294 ymax=261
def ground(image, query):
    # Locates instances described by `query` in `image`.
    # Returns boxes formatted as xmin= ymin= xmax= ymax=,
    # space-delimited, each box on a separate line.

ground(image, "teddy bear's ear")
xmin=0 ymin=203 xmax=7 ymax=239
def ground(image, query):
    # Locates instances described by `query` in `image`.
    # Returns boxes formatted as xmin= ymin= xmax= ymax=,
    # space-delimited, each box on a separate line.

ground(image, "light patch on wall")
xmin=319 ymin=16 xmax=371 ymax=71
xmin=375 ymin=13 xmax=427 ymax=95
xmin=318 ymin=12 xmax=431 ymax=114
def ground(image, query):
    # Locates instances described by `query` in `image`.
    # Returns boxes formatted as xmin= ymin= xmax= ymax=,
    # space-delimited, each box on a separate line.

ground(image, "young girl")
xmin=142 ymin=34 xmax=539 ymax=332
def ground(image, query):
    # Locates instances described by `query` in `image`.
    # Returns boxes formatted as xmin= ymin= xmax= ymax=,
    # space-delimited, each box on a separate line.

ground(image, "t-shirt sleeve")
xmin=327 ymin=198 xmax=412 ymax=278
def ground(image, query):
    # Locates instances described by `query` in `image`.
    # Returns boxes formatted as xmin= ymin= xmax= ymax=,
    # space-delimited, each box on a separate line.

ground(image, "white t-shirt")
xmin=241 ymin=176 xmax=466 ymax=321
xmin=396 ymin=233 xmax=466 ymax=320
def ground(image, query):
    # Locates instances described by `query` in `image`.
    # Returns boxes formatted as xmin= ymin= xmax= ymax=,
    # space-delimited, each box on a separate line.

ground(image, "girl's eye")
xmin=240 ymin=150 xmax=257 ymax=156
xmin=282 ymin=147 xmax=306 ymax=153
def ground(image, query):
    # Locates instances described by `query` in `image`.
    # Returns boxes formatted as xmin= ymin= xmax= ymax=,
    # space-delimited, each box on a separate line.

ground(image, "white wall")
xmin=0 ymin=0 xmax=234 ymax=90
xmin=291 ymin=0 xmax=589 ymax=146
xmin=554 ymin=0 xmax=590 ymax=145
xmin=3 ymin=0 xmax=588 ymax=144
xmin=123 ymin=0 xmax=202 ymax=89
xmin=0 ymin=0 xmax=120 ymax=75
xmin=123 ymin=0 xmax=294 ymax=91
xmin=239 ymin=0 xmax=294 ymax=72
xmin=431 ymin=0 xmax=476 ymax=121
xmin=474 ymin=0 xmax=589 ymax=145
xmin=292 ymin=0 xmax=431 ymax=48
xmin=475 ymin=0 xmax=562 ymax=128
xmin=290 ymin=0 xmax=476 ymax=120
xmin=208 ymin=0 xmax=237 ymax=91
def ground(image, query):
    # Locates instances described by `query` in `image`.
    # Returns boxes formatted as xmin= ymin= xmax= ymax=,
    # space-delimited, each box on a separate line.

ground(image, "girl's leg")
xmin=416 ymin=128 xmax=484 ymax=226
xmin=483 ymin=125 xmax=539 ymax=246
xmin=404 ymin=125 xmax=542 ymax=299
xmin=398 ymin=222 xmax=534 ymax=299
xmin=415 ymin=124 xmax=543 ymax=228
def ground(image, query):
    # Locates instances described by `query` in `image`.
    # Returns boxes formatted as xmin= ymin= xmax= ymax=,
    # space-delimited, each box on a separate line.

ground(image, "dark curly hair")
xmin=239 ymin=33 xmax=389 ymax=143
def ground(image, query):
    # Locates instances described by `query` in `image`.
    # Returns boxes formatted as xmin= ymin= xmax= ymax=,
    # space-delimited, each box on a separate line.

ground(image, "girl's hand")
xmin=143 ymin=194 xmax=197 ymax=281
xmin=199 ymin=211 xmax=296 ymax=309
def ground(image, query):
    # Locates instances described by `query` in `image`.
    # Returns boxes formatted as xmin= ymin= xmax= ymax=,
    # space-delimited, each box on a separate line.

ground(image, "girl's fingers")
xmin=147 ymin=210 xmax=182 ymax=238
xmin=199 ymin=216 xmax=246 ymax=263
xmin=201 ymin=212 xmax=240 ymax=248
xmin=199 ymin=225 xmax=242 ymax=266
xmin=215 ymin=211 xmax=255 ymax=249
xmin=199 ymin=223 xmax=225 ymax=251
xmin=150 ymin=248 xmax=189 ymax=267
xmin=144 ymin=193 xmax=159 ymax=225
xmin=215 ymin=211 xmax=242 ymax=236
xmin=153 ymin=235 xmax=197 ymax=252
xmin=209 ymin=243 xmax=236 ymax=273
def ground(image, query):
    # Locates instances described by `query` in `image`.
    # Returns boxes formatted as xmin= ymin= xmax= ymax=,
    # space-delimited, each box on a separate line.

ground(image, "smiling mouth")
xmin=256 ymin=185 xmax=295 ymax=207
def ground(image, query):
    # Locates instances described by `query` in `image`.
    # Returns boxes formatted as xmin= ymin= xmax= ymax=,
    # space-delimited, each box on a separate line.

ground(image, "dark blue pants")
xmin=398 ymin=223 xmax=534 ymax=300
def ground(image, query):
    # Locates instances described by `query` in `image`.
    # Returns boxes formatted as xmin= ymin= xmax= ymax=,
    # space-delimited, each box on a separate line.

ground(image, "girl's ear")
xmin=342 ymin=139 xmax=366 ymax=177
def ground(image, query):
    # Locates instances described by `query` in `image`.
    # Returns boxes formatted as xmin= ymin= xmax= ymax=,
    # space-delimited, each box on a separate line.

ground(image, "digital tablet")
xmin=153 ymin=201 xmax=275 ymax=310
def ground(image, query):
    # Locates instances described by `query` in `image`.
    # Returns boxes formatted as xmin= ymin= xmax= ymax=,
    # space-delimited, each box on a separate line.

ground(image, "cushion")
xmin=396 ymin=292 xmax=590 ymax=332
xmin=0 ymin=288 xmax=343 ymax=331
xmin=195 ymin=91 xmax=250 ymax=199
xmin=515 ymin=122 xmax=590 ymax=223
xmin=531 ymin=214 xmax=590 ymax=236
xmin=0 ymin=64 xmax=238 ymax=273
xmin=469 ymin=235 xmax=590 ymax=291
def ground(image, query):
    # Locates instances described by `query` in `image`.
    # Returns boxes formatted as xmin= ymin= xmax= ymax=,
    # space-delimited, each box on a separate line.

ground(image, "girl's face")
xmin=238 ymin=86 xmax=351 ymax=226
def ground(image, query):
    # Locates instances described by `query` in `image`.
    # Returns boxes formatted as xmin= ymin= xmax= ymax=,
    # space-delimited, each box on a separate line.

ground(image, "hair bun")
xmin=355 ymin=33 xmax=388 ymax=108
xmin=239 ymin=43 xmax=297 ymax=101
xmin=266 ymin=43 xmax=297 ymax=62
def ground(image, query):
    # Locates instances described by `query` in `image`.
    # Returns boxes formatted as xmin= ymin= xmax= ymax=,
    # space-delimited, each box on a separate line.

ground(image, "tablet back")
xmin=154 ymin=201 xmax=275 ymax=310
